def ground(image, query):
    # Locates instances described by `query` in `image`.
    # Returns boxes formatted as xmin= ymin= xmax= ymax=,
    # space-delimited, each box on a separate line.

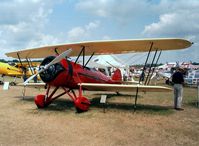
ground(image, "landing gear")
xmin=10 ymin=82 xmax=16 ymax=86
xmin=74 ymin=85 xmax=90 ymax=112
xmin=35 ymin=94 xmax=45 ymax=108
xmin=74 ymin=96 xmax=90 ymax=113
xmin=34 ymin=85 xmax=90 ymax=112
xmin=10 ymin=77 xmax=17 ymax=86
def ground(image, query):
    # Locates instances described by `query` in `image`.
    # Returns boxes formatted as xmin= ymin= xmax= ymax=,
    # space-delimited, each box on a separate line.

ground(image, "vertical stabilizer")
xmin=112 ymin=69 xmax=122 ymax=81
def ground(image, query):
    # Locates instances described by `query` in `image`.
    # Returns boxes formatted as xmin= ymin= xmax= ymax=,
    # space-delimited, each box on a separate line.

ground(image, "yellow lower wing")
xmin=17 ymin=83 xmax=46 ymax=88
xmin=79 ymin=83 xmax=172 ymax=92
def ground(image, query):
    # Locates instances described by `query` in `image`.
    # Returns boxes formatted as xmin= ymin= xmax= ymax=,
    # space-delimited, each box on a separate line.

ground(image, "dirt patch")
xmin=0 ymin=84 xmax=199 ymax=146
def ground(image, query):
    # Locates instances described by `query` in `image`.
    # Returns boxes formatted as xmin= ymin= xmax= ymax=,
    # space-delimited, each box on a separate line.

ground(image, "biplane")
xmin=0 ymin=61 xmax=40 ymax=85
xmin=5 ymin=38 xmax=192 ymax=112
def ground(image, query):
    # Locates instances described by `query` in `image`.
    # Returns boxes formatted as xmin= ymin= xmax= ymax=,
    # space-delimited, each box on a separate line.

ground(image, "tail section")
xmin=112 ymin=68 xmax=122 ymax=81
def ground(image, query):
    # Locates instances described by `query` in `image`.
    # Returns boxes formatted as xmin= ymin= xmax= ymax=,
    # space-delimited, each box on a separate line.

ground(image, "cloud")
xmin=0 ymin=0 xmax=53 ymax=25
xmin=1 ymin=0 xmax=198 ymax=63
xmin=142 ymin=1 xmax=199 ymax=38
xmin=140 ymin=0 xmax=199 ymax=62
xmin=75 ymin=0 xmax=111 ymax=17
xmin=0 ymin=0 xmax=61 ymax=59
xmin=67 ymin=21 xmax=100 ymax=42
xmin=76 ymin=0 xmax=199 ymax=41
xmin=142 ymin=11 xmax=199 ymax=38
xmin=75 ymin=0 xmax=153 ymax=23
xmin=155 ymin=0 xmax=199 ymax=14
xmin=102 ymin=35 xmax=111 ymax=40
xmin=26 ymin=33 xmax=60 ymax=48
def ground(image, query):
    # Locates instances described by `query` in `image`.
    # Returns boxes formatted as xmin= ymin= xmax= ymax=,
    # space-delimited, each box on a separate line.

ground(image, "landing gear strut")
xmin=34 ymin=85 xmax=90 ymax=112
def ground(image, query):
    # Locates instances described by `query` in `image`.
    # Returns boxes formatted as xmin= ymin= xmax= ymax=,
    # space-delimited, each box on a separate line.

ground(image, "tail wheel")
xmin=34 ymin=95 xmax=46 ymax=108
xmin=74 ymin=96 xmax=90 ymax=113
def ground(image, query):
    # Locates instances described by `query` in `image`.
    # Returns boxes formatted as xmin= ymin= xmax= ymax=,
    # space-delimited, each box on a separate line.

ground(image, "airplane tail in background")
xmin=112 ymin=68 xmax=122 ymax=81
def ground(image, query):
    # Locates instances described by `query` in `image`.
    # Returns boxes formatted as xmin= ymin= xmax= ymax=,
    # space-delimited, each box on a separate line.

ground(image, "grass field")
xmin=0 ymin=77 xmax=199 ymax=146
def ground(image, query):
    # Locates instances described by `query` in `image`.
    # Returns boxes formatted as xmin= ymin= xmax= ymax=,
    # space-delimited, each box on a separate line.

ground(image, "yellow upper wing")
xmin=16 ymin=62 xmax=41 ymax=67
xmin=6 ymin=38 xmax=192 ymax=59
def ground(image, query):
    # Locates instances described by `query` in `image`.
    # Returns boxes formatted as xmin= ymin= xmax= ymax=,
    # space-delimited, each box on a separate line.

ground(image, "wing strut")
xmin=135 ymin=42 xmax=153 ymax=112
xmin=147 ymin=50 xmax=162 ymax=85
xmin=75 ymin=46 xmax=85 ymax=65
xmin=138 ymin=42 xmax=153 ymax=84
xmin=144 ymin=49 xmax=158 ymax=85
xmin=26 ymin=57 xmax=34 ymax=75
xmin=54 ymin=48 xmax=59 ymax=55
xmin=84 ymin=52 xmax=95 ymax=68
xmin=134 ymin=85 xmax=139 ymax=112
xmin=17 ymin=52 xmax=27 ymax=76
xmin=28 ymin=58 xmax=36 ymax=70
xmin=74 ymin=46 xmax=95 ymax=68
xmin=17 ymin=53 xmax=23 ymax=68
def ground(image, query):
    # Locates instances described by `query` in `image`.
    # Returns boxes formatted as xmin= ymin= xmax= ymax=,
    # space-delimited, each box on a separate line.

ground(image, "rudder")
xmin=112 ymin=68 xmax=122 ymax=81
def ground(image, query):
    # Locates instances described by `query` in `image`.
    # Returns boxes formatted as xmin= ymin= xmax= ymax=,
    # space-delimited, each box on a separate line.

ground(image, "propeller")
xmin=24 ymin=49 xmax=72 ymax=85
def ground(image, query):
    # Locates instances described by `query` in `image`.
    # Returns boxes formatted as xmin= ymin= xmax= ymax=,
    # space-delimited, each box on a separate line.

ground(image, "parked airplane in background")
xmin=0 ymin=62 xmax=40 ymax=85
xmin=155 ymin=61 xmax=199 ymax=86
xmin=6 ymin=38 xmax=192 ymax=112
xmin=184 ymin=69 xmax=199 ymax=85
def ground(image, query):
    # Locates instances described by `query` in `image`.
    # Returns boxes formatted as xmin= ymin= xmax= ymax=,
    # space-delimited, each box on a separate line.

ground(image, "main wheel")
xmin=35 ymin=95 xmax=52 ymax=108
xmin=34 ymin=95 xmax=45 ymax=108
xmin=74 ymin=96 xmax=90 ymax=113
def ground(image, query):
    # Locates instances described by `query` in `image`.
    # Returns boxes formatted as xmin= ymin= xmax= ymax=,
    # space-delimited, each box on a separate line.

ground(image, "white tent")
xmin=93 ymin=55 xmax=126 ymax=68
xmin=93 ymin=55 xmax=130 ymax=79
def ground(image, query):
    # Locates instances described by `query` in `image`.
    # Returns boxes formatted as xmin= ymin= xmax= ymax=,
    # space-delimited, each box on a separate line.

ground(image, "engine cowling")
xmin=39 ymin=56 xmax=65 ymax=83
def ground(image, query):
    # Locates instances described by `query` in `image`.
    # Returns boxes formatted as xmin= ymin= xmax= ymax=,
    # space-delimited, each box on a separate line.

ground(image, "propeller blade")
xmin=23 ymin=49 xmax=72 ymax=85
xmin=24 ymin=69 xmax=44 ymax=85
xmin=45 ymin=49 xmax=72 ymax=69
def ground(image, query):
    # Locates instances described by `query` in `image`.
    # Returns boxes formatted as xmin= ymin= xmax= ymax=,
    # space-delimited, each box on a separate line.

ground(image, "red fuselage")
xmin=41 ymin=58 xmax=121 ymax=89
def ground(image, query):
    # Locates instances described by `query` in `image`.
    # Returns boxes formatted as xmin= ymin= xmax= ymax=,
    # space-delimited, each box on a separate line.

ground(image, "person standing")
xmin=22 ymin=67 xmax=27 ymax=82
xmin=33 ymin=68 xmax=38 ymax=83
xmin=172 ymin=68 xmax=184 ymax=110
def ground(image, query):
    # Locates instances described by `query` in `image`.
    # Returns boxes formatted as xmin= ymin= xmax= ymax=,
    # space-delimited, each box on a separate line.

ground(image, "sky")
xmin=0 ymin=0 xmax=198 ymax=64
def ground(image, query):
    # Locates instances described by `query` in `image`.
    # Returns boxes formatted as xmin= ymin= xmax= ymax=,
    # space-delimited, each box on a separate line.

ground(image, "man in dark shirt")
xmin=172 ymin=68 xmax=184 ymax=110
